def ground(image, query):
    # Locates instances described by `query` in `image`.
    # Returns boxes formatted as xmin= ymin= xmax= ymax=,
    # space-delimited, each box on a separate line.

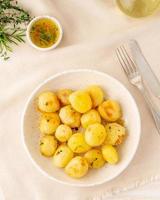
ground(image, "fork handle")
xmin=138 ymin=84 xmax=160 ymax=135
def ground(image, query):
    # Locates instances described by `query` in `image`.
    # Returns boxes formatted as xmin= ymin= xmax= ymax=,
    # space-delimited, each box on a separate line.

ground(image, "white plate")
xmin=21 ymin=69 xmax=141 ymax=187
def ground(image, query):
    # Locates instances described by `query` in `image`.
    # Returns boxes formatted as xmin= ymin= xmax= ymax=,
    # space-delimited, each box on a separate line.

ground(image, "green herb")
xmin=0 ymin=0 xmax=31 ymax=60
xmin=38 ymin=27 xmax=52 ymax=43
xmin=56 ymin=150 xmax=63 ymax=155
xmin=40 ymin=32 xmax=51 ymax=42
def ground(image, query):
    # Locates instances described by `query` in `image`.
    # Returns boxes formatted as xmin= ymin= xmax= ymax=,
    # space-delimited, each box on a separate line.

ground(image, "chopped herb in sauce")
xmin=30 ymin=18 xmax=60 ymax=48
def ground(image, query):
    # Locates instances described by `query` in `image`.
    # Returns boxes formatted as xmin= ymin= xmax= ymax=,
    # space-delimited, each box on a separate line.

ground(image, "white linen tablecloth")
xmin=1 ymin=0 xmax=160 ymax=199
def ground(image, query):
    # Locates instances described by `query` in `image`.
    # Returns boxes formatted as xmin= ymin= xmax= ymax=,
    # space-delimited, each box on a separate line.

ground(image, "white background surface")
xmin=1 ymin=0 xmax=160 ymax=199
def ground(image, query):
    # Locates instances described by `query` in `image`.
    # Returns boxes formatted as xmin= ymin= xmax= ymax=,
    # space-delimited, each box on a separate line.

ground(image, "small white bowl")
xmin=26 ymin=16 xmax=63 ymax=51
xmin=21 ymin=69 xmax=141 ymax=187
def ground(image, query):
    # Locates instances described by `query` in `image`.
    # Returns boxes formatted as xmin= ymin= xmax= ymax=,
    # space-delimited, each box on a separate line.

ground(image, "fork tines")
xmin=116 ymin=45 xmax=137 ymax=76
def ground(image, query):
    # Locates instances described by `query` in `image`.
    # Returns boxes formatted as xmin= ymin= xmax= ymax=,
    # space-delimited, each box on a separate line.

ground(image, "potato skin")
xmin=81 ymin=109 xmax=101 ymax=128
xmin=102 ymin=145 xmax=119 ymax=164
xmin=84 ymin=149 xmax=105 ymax=169
xmin=86 ymin=85 xmax=104 ymax=107
xmin=53 ymin=144 xmax=73 ymax=168
xmin=57 ymin=89 xmax=73 ymax=105
xmin=39 ymin=113 xmax=60 ymax=134
xmin=98 ymin=100 xmax=121 ymax=122
xmin=55 ymin=124 xmax=72 ymax=142
xmin=85 ymin=123 xmax=107 ymax=147
xmin=65 ymin=156 xmax=89 ymax=178
xmin=59 ymin=105 xmax=81 ymax=128
xmin=105 ymin=123 xmax=126 ymax=146
xmin=68 ymin=133 xmax=91 ymax=153
xmin=69 ymin=90 xmax=92 ymax=113
xmin=40 ymin=135 xmax=57 ymax=157
xmin=38 ymin=91 xmax=60 ymax=112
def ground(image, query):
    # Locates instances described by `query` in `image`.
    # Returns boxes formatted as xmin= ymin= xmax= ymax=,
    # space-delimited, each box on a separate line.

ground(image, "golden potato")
xmin=40 ymin=135 xmax=57 ymax=157
xmin=38 ymin=91 xmax=60 ymax=112
xmin=53 ymin=144 xmax=73 ymax=168
xmin=39 ymin=113 xmax=60 ymax=134
xmin=59 ymin=105 xmax=81 ymax=128
xmin=68 ymin=133 xmax=91 ymax=153
xmin=105 ymin=123 xmax=126 ymax=145
xmin=55 ymin=124 xmax=72 ymax=142
xmin=102 ymin=145 xmax=119 ymax=164
xmin=84 ymin=149 xmax=105 ymax=169
xmin=81 ymin=109 xmax=101 ymax=128
xmin=69 ymin=90 xmax=92 ymax=113
xmin=37 ymin=85 xmax=127 ymax=177
xmin=57 ymin=89 xmax=73 ymax=105
xmin=98 ymin=100 xmax=121 ymax=122
xmin=86 ymin=85 xmax=104 ymax=107
xmin=65 ymin=156 xmax=88 ymax=178
xmin=85 ymin=123 xmax=107 ymax=147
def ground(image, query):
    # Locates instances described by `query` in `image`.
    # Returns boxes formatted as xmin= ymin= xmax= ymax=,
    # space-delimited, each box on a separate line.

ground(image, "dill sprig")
xmin=0 ymin=0 xmax=31 ymax=60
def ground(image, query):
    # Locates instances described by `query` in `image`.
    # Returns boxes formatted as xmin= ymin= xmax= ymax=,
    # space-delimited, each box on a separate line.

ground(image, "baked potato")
xmin=59 ymin=105 xmax=81 ymax=128
xmin=40 ymin=135 xmax=57 ymax=157
xmin=38 ymin=91 xmax=60 ymax=112
xmin=53 ymin=144 xmax=74 ymax=168
xmin=81 ymin=109 xmax=101 ymax=128
xmin=98 ymin=100 xmax=121 ymax=122
xmin=105 ymin=123 xmax=126 ymax=145
xmin=68 ymin=133 xmax=91 ymax=153
xmin=85 ymin=123 xmax=107 ymax=147
xmin=65 ymin=156 xmax=89 ymax=178
xmin=84 ymin=149 xmax=105 ymax=169
xmin=57 ymin=89 xmax=73 ymax=105
xmin=55 ymin=124 xmax=72 ymax=142
xmin=39 ymin=113 xmax=60 ymax=134
xmin=69 ymin=90 xmax=92 ymax=113
xmin=102 ymin=144 xmax=119 ymax=164
xmin=86 ymin=85 xmax=104 ymax=107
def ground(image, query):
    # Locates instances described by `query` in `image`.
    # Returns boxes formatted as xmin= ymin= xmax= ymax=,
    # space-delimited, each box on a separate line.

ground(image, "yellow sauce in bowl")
xmin=30 ymin=18 xmax=60 ymax=48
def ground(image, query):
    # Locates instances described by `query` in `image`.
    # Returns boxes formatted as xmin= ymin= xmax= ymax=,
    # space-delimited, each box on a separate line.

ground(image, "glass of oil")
xmin=116 ymin=0 xmax=160 ymax=18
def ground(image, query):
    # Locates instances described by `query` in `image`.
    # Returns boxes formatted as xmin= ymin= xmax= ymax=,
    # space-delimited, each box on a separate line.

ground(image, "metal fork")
xmin=116 ymin=45 xmax=160 ymax=135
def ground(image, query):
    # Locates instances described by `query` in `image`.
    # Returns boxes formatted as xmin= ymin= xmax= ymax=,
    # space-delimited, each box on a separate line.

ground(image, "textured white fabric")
xmin=1 ymin=0 xmax=160 ymax=199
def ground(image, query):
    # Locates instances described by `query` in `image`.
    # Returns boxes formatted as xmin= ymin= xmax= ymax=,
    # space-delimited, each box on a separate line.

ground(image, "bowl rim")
xmin=21 ymin=69 xmax=141 ymax=187
xmin=26 ymin=15 xmax=63 ymax=51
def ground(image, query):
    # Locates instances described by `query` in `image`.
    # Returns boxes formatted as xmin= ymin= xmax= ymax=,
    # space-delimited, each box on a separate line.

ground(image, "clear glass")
xmin=116 ymin=0 xmax=160 ymax=18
